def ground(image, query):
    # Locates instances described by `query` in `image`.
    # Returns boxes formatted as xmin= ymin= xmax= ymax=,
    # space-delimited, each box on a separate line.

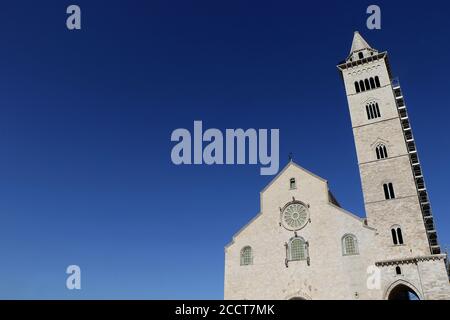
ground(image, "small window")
xmin=366 ymin=102 xmax=381 ymax=120
xmin=397 ymin=227 xmax=404 ymax=244
xmin=358 ymin=52 xmax=364 ymax=59
xmin=375 ymin=76 xmax=381 ymax=88
xmin=376 ymin=144 xmax=388 ymax=159
xmin=364 ymin=79 xmax=370 ymax=90
xmin=389 ymin=183 xmax=395 ymax=198
xmin=289 ymin=238 xmax=306 ymax=261
xmin=342 ymin=234 xmax=359 ymax=255
xmin=395 ymin=266 xmax=402 ymax=275
xmin=368 ymin=104 xmax=374 ymax=119
xmin=240 ymin=246 xmax=253 ymax=266
xmin=370 ymin=77 xmax=376 ymax=89
xmin=355 ymin=81 xmax=360 ymax=93
xmin=290 ymin=178 xmax=296 ymax=189
xmin=359 ymin=80 xmax=365 ymax=92
xmin=391 ymin=226 xmax=404 ymax=245
xmin=391 ymin=228 xmax=398 ymax=245
xmin=383 ymin=183 xmax=395 ymax=200
xmin=374 ymin=103 xmax=381 ymax=118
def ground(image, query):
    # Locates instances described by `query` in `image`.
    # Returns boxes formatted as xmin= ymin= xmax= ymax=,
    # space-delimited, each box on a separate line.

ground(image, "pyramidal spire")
xmin=350 ymin=31 xmax=372 ymax=53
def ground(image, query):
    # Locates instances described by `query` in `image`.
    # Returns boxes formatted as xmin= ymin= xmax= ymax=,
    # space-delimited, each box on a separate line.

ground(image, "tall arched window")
xmin=359 ymin=80 xmax=365 ymax=92
xmin=376 ymin=144 xmax=388 ymax=159
xmin=365 ymin=104 xmax=370 ymax=119
xmin=375 ymin=76 xmax=381 ymax=87
xmin=364 ymin=79 xmax=370 ymax=90
xmin=374 ymin=102 xmax=381 ymax=118
xmin=355 ymin=81 xmax=360 ymax=93
xmin=370 ymin=77 xmax=376 ymax=89
xmin=366 ymin=104 xmax=374 ymax=119
xmin=366 ymin=102 xmax=381 ymax=120
xmin=240 ymin=246 xmax=253 ymax=265
xmin=397 ymin=227 xmax=404 ymax=244
xmin=391 ymin=228 xmax=398 ymax=245
xmin=289 ymin=237 xmax=306 ymax=261
xmin=391 ymin=226 xmax=404 ymax=245
xmin=342 ymin=234 xmax=359 ymax=255
xmin=383 ymin=183 xmax=395 ymax=200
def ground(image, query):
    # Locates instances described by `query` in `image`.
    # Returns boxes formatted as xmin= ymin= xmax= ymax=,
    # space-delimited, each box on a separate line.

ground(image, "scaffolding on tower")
xmin=391 ymin=77 xmax=441 ymax=255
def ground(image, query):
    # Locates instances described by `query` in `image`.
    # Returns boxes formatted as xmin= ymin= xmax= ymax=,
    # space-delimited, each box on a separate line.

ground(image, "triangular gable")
xmin=260 ymin=161 xmax=327 ymax=194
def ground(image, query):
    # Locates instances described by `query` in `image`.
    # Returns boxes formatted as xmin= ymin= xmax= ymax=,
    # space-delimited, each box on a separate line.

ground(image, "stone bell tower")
xmin=337 ymin=31 xmax=440 ymax=259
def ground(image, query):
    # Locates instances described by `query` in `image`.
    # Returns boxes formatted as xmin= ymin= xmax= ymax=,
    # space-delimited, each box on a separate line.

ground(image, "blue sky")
xmin=0 ymin=0 xmax=449 ymax=299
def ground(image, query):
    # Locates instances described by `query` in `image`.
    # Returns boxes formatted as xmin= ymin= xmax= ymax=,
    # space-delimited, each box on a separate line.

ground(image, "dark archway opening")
xmin=388 ymin=284 xmax=420 ymax=300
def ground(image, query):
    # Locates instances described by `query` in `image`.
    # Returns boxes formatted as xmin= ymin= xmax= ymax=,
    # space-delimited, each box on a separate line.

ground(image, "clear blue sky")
xmin=0 ymin=0 xmax=449 ymax=299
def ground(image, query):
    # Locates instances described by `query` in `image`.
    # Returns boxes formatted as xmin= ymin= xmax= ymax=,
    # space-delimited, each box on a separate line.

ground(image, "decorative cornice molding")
xmin=337 ymin=52 xmax=387 ymax=70
xmin=375 ymin=254 xmax=447 ymax=267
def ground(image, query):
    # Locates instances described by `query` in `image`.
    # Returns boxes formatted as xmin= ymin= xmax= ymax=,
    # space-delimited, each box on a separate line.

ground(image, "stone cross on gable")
xmin=288 ymin=152 xmax=293 ymax=162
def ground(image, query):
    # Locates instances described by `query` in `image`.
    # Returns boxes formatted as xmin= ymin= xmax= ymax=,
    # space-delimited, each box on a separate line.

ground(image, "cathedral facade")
xmin=224 ymin=32 xmax=450 ymax=300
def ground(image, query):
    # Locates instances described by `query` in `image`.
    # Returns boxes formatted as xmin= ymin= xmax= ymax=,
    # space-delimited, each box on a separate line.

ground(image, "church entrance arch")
xmin=285 ymin=292 xmax=311 ymax=300
xmin=385 ymin=280 xmax=422 ymax=300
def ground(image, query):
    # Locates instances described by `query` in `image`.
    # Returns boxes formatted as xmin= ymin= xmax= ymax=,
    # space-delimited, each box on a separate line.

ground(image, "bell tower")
xmin=337 ymin=32 xmax=440 ymax=259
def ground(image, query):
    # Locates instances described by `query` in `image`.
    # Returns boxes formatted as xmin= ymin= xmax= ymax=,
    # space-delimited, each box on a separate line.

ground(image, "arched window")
xmin=396 ymin=266 xmax=402 ymax=275
xmin=355 ymin=81 xmax=360 ymax=93
xmin=391 ymin=226 xmax=404 ymax=245
xmin=391 ymin=228 xmax=398 ymax=245
xmin=360 ymin=80 xmax=365 ymax=92
xmin=358 ymin=52 xmax=364 ymax=59
xmin=365 ymin=104 xmax=370 ymax=119
xmin=367 ymin=103 xmax=374 ymax=119
xmin=383 ymin=183 xmax=395 ymax=200
xmin=289 ymin=178 xmax=296 ymax=189
xmin=376 ymin=144 xmax=388 ymax=159
xmin=375 ymin=76 xmax=381 ymax=87
xmin=364 ymin=79 xmax=370 ymax=90
xmin=240 ymin=246 xmax=253 ymax=265
xmin=342 ymin=234 xmax=359 ymax=255
xmin=397 ymin=227 xmax=404 ymax=244
xmin=289 ymin=237 xmax=306 ymax=261
xmin=370 ymin=77 xmax=376 ymax=89
xmin=366 ymin=102 xmax=381 ymax=120
xmin=374 ymin=102 xmax=381 ymax=118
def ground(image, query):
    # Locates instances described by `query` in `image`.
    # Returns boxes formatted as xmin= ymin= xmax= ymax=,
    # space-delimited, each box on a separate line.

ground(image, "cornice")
xmin=375 ymin=254 xmax=447 ymax=267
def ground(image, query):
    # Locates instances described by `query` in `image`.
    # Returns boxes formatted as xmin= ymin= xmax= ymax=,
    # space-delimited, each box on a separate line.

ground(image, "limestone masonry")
xmin=224 ymin=32 xmax=450 ymax=300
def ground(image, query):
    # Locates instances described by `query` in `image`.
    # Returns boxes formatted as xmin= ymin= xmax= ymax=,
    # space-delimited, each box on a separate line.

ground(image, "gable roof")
xmin=260 ymin=161 xmax=327 ymax=194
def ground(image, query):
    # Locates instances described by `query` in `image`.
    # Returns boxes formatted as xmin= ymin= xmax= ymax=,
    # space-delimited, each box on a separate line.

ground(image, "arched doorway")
xmin=285 ymin=292 xmax=311 ymax=300
xmin=387 ymin=284 xmax=420 ymax=300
